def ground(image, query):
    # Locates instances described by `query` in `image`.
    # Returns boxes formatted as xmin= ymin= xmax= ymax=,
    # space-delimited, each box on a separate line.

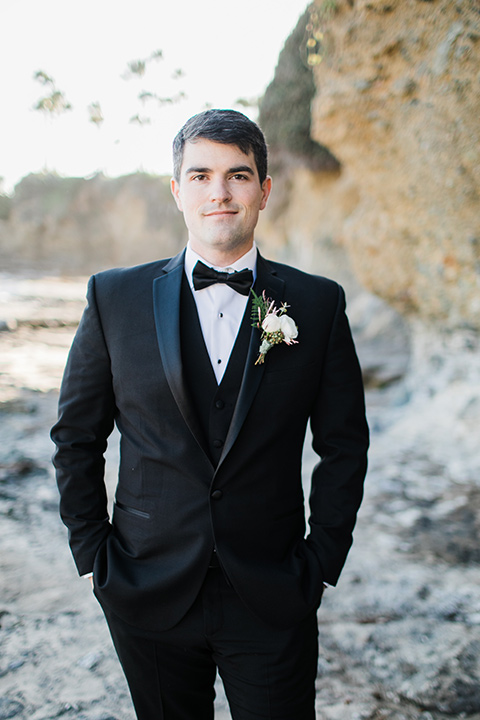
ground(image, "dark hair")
xmin=172 ymin=109 xmax=268 ymax=184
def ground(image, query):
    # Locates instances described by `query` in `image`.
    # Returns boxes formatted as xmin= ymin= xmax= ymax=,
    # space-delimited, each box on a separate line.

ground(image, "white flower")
xmin=279 ymin=314 xmax=298 ymax=343
xmin=262 ymin=314 xmax=282 ymax=333
xmin=251 ymin=289 xmax=299 ymax=365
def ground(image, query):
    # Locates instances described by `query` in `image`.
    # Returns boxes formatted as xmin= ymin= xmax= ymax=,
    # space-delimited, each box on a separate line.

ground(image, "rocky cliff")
xmin=296 ymin=0 xmax=480 ymax=468
xmin=253 ymin=0 xmax=480 ymax=459
xmin=0 ymin=173 xmax=186 ymax=274
xmin=309 ymin=0 xmax=480 ymax=329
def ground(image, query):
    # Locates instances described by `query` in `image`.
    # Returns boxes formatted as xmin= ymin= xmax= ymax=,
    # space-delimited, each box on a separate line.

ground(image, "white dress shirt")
xmin=184 ymin=242 xmax=257 ymax=384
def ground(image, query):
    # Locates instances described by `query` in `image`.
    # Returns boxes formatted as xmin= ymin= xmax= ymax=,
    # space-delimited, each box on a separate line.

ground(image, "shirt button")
xmin=219 ymin=312 xmax=224 ymax=318
xmin=215 ymin=400 xmax=225 ymax=410
xmin=212 ymin=439 xmax=223 ymax=448
xmin=211 ymin=490 xmax=223 ymax=500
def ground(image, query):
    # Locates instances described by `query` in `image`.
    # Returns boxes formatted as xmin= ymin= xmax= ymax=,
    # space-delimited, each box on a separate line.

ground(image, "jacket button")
xmin=212 ymin=439 xmax=223 ymax=448
xmin=215 ymin=400 xmax=225 ymax=410
xmin=211 ymin=490 xmax=223 ymax=500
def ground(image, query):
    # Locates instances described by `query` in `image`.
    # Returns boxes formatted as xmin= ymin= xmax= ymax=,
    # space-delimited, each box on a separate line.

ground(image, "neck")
xmin=189 ymin=241 xmax=254 ymax=268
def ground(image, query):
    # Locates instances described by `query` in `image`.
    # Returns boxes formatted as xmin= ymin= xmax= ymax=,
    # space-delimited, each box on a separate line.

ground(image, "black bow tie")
xmin=192 ymin=260 xmax=253 ymax=296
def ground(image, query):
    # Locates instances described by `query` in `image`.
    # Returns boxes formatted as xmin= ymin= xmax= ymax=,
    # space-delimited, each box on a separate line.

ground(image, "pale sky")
xmin=0 ymin=0 xmax=309 ymax=194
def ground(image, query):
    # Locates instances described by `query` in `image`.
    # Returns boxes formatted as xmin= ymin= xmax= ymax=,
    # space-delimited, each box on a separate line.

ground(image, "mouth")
xmin=204 ymin=210 xmax=238 ymax=217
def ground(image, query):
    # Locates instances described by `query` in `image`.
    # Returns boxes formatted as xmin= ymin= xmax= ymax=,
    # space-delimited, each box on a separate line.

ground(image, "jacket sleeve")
xmin=305 ymin=284 xmax=369 ymax=586
xmin=51 ymin=275 xmax=115 ymax=576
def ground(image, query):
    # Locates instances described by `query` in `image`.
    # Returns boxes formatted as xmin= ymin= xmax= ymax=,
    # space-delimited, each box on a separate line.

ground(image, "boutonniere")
xmin=251 ymin=289 xmax=299 ymax=365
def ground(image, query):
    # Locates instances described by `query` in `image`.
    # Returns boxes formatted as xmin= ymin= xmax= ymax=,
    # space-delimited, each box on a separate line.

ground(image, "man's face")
xmin=171 ymin=139 xmax=271 ymax=264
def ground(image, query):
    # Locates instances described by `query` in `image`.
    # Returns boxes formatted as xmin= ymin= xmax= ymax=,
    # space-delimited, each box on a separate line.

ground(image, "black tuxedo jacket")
xmin=51 ymin=250 xmax=369 ymax=631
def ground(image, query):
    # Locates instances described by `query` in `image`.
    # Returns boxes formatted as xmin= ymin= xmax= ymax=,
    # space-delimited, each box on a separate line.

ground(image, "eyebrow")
xmin=185 ymin=165 xmax=255 ymax=176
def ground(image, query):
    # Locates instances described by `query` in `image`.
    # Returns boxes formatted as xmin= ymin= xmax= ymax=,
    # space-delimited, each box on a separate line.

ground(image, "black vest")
xmin=180 ymin=273 xmax=251 ymax=467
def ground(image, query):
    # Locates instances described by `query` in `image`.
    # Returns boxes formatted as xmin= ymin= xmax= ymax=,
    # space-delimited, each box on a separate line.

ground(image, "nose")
xmin=209 ymin=178 xmax=231 ymax=204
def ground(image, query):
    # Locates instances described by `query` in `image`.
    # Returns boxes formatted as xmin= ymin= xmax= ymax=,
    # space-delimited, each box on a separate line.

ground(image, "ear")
xmin=259 ymin=176 xmax=272 ymax=211
xmin=170 ymin=177 xmax=183 ymax=211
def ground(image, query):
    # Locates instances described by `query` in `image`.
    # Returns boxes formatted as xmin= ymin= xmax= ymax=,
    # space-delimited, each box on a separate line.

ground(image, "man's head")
xmin=171 ymin=109 xmax=272 ymax=266
xmin=172 ymin=109 xmax=268 ymax=185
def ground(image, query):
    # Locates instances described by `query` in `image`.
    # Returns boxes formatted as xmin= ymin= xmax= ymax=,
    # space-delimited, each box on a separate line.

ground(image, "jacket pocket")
xmin=112 ymin=501 xmax=151 ymax=557
xmin=114 ymin=500 xmax=151 ymax=519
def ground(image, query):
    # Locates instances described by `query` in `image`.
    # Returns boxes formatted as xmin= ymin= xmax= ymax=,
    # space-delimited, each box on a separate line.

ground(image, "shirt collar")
xmin=184 ymin=242 xmax=257 ymax=290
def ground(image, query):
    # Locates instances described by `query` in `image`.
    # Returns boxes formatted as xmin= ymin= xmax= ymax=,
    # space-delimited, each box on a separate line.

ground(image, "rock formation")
xmin=0 ymin=173 xmax=186 ymax=274
xmin=309 ymin=0 xmax=480 ymax=329
xmin=291 ymin=0 xmax=480 ymax=465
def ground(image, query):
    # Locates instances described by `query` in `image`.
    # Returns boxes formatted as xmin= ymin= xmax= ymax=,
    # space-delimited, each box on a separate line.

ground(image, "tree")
xmin=33 ymin=70 xmax=73 ymax=172
xmin=33 ymin=70 xmax=72 ymax=117
xmin=88 ymin=101 xmax=104 ymax=129
xmin=121 ymin=50 xmax=186 ymax=126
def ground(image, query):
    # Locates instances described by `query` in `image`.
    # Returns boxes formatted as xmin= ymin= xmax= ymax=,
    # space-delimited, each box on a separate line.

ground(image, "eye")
xmin=191 ymin=174 xmax=207 ymax=181
xmin=231 ymin=173 xmax=248 ymax=181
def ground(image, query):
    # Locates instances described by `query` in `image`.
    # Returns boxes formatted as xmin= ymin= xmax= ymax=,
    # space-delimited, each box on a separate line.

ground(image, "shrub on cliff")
xmin=0 ymin=193 xmax=11 ymax=221
xmin=258 ymin=8 xmax=339 ymax=173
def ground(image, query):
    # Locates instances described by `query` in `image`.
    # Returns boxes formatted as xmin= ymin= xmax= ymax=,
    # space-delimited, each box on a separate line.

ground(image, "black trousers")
xmin=102 ymin=567 xmax=319 ymax=720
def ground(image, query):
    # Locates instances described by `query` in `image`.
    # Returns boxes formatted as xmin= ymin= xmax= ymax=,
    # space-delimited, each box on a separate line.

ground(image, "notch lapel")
xmin=216 ymin=253 xmax=286 ymax=470
xmin=152 ymin=250 xmax=213 ymax=466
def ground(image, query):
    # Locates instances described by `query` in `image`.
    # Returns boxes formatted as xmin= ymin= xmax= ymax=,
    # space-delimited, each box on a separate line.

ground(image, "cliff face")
xmin=0 ymin=173 xmax=186 ymax=274
xmin=254 ymin=0 xmax=480 ymax=485
xmin=309 ymin=0 xmax=480 ymax=329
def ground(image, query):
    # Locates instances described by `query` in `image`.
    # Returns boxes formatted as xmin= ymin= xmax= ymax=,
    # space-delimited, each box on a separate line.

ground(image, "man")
xmin=51 ymin=109 xmax=369 ymax=720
